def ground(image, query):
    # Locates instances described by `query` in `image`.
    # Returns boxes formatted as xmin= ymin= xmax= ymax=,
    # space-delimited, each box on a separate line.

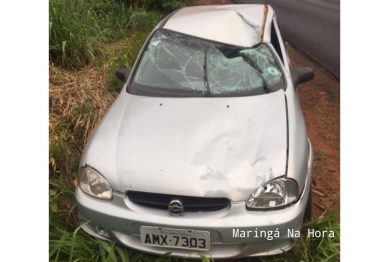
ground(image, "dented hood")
xmin=114 ymin=90 xmax=287 ymax=201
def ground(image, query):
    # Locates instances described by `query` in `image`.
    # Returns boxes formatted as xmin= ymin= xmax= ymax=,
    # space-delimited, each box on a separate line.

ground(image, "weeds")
xmin=258 ymin=214 xmax=340 ymax=262
xmin=50 ymin=218 xmax=127 ymax=262
xmin=49 ymin=31 xmax=147 ymax=179
xmin=49 ymin=0 xmax=161 ymax=69
xmin=103 ymin=33 xmax=148 ymax=93
xmin=49 ymin=180 xmax=191 ymax=261
xmin=49 ymin=0 xmax=102 ymax=69
xmin=128 ymin=0 xmax=200 ymax=14
xmin=49 ymin=62 xmax=116 ymax=182
xmin=49 ymin=189 xmax=59 ymax=213
xmin=317 ymin=150 xmax=327 ymax=160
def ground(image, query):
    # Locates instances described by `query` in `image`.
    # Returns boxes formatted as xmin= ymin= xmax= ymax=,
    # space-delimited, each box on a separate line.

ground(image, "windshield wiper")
xmin=203 ymin=50 xmax=212 ymax=97
xmin=240 ymin=53 xmax=272 ymax=93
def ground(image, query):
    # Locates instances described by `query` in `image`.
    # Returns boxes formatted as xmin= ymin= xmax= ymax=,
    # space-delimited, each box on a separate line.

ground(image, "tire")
xmin=303 ymin=187 xmax=312 ymax=221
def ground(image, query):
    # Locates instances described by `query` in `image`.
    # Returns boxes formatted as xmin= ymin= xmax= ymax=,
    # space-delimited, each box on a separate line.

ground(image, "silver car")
xmin=76 ymin=4 xmax=314 ymax=258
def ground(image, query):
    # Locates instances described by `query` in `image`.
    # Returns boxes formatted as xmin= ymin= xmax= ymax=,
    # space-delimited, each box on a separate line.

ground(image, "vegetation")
xmin=258 ymin=214 xmax=340 ymax=262
xmin=49 ymin=0 xmax=340 ymax=261
xmin=49 ymin=0 xmax=161 ymax=69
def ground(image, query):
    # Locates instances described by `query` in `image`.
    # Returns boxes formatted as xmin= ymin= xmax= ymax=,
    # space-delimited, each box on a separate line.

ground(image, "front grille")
xmin=126 ymin=191 xmax=230 ymax=212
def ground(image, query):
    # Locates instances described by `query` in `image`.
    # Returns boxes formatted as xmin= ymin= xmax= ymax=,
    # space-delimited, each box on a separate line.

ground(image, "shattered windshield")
xmin=130 ymin=30 xmax=284 ymax=97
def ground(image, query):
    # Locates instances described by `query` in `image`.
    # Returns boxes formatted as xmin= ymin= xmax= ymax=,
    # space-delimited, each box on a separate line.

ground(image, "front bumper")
xmin=76 ymin=142 xmax=313 ymax=259
xmin=77 ymin=181 xmax=311 ymax=258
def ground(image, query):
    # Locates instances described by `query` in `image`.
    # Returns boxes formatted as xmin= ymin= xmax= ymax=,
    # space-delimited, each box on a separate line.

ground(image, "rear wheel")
xmin=303 ymin=187 xmax=312 ymax=221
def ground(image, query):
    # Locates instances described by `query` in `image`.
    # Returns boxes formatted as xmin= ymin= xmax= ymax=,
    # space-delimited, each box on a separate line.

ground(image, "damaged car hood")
xmin=103 ymin=89 xmax=287 ymax=201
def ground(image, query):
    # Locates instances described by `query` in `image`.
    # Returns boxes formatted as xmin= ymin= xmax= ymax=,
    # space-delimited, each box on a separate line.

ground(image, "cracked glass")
xmin=131 ymin=30 xmax=284 ymax=97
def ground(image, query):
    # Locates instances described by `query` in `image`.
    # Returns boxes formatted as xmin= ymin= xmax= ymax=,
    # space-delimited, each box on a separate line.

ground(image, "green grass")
xmin=49 ymin=180 xmax=188 ymax=262
xmin=104 ymin=33 xmax=148 ymax=93
xmin=50 ymin=0 xmax=102 ymax=70
xmin=49 ymin=30 xmax=147 ymax=184
xmin=49 ymin=0 xmax=161 ymax=70
xmin=258 ymin=214 xmax=340 ymax=262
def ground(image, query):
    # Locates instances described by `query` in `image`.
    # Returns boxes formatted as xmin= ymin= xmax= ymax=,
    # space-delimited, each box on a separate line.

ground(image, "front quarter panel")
xmin=79 ymin=90 xmax=130 ymax=188
xmin=284 ymin=76 xmax=309 ymax=194
xmin=79 ymin=24 xmax=161 ymax=186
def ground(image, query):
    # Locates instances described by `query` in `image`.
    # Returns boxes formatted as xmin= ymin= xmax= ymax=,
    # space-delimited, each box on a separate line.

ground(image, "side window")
xmin=271 ymin=21 xmax=284 ymax=64
xmin=271 ymin=17 xmax=291 ymax=74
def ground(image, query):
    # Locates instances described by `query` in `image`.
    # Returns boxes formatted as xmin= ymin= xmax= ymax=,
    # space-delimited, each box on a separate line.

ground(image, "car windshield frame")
xmin=127 ymin=29 xmax=286 ymax=97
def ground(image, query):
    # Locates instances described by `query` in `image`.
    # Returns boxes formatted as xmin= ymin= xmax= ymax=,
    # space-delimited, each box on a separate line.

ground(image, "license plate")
xmin=140 ymin=226 xmax=210 ymax=251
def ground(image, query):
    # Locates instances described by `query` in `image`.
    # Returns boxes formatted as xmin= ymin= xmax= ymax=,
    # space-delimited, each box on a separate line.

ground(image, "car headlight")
xmin=78 ymin=166 xmax=113 ymax=200
xmin=246 ymin=178 xmax=299 ymax=210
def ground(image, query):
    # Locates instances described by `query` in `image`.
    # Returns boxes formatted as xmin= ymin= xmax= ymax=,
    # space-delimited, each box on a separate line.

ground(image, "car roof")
xmin=163 ymin=4 xmax=275 ymax=47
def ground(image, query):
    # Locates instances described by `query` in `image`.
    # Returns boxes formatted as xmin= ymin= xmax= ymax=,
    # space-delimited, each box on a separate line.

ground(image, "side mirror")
xmin=291 ymin=67 xmax=314 ymax=88
xmin=116 ymin=68 xmax=131 ymax=83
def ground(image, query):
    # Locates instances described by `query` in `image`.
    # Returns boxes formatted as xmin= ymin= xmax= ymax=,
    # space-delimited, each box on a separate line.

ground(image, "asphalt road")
xmin=232 ymin=0 xmax=340 ymax=79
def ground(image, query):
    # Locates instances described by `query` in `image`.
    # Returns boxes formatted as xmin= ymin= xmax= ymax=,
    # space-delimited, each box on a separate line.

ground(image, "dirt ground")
xmin=200 ymin=0 xmax=341 ymax=217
